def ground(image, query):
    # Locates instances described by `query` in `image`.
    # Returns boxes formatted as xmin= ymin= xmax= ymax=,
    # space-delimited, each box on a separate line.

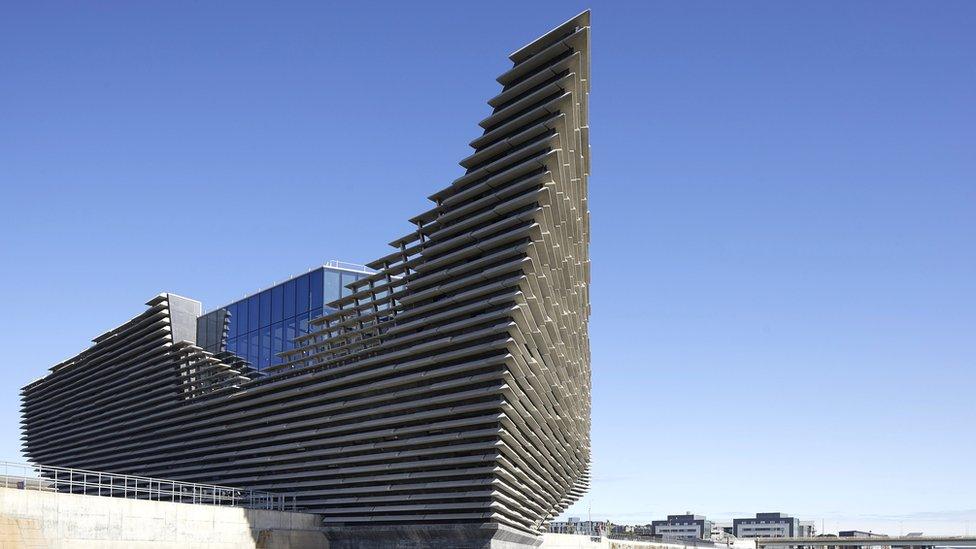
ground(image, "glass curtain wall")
xmin=198 ymin=266 xmax=372 ymax=369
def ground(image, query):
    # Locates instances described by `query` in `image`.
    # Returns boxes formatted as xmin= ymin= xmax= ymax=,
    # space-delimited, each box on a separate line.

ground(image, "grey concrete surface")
xmin=322 ymin=523 xmax=543 ymax=548
xmin=0 ymin=487 xmax=326 ymax=549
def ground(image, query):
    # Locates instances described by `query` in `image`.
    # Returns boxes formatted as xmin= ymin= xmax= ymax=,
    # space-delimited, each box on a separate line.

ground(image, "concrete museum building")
xmin=21 ymin=11 xmax=592 ymax=548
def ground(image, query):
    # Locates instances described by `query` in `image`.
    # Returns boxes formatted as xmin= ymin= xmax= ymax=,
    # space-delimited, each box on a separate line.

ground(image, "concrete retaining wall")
xmin=0 ymin=487 xmax=327 ymax=549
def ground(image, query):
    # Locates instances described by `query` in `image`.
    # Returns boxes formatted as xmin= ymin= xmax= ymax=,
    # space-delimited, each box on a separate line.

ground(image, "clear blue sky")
xmin=1 ymin=0 xmax=974 ymax=535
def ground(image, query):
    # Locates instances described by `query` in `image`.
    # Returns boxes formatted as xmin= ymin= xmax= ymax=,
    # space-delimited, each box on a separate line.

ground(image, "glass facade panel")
xmin=237 ymin=301 xmax=248 ymax=338
xmin=259 ymin=327 xmax=271 ymax=369
xmin=340 ymin=272 xmax=354 ymax=298
xmin=272 ymin=322 xmax=284 ymax=366
xmin=198 ymin=265 xmax=375 ymax=371
xmin=247 ymin=296 xmax=259 ymax=333
xmin=285 ymin=319 xmax=297 ymax=352
xmin=297 ymin=274 xmax=310 ymax=314
xmin=283 ymin=279 xmax=296 ymax=319
xmin=271 ymin=285 xmax=284 ymax=323
xmin=259 ymin=289 xmax=271 ymax=327
xmin=310 ymin=269 xmax=324 ymax=309
xmin=324 ymin=271 xmax=341 ymax=303
xmin=227 ymin=303 xmax=238 ymax=339
xmin=249 ymin=332 xmax=259 ymax=367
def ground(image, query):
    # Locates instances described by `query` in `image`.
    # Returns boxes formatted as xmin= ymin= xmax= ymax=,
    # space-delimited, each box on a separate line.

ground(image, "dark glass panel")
xmin=271 ymin=322 xmax=284 ymax=366
xmin=271 ymin=285 xmax=284 ymax=323
xmin=196 ymin=316 xmax=207 ymax=347
xmin=237 ymin=300 xmax=248 ymax=337
xmin=297 ymin=274 xmax=310 ymax=314
xmin=310 ymin=269 xmax=324 ymax=309
xmin=249 ymin=332 xmax=259 ymax=367
xmin=226 ymin=303 xmax=237 ymax=339
xmin=298 ymin=312 xmax=309 ymax=336
xmin=284 ymin=279 xmax=297 ymax=319
xmin=285 ymin=319 xmax=297 ymax=352
xmin=259 ymin=289 xmax=271 ymax=328
xmin=259 ymin=326 xmax=271 ymax=369
xmin=247 ymin=295 xmax=259 ymax=333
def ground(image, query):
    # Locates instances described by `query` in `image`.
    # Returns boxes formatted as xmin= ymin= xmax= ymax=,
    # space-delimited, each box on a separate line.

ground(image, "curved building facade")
xmin=22 ymin=11 xmax=591 ymax=546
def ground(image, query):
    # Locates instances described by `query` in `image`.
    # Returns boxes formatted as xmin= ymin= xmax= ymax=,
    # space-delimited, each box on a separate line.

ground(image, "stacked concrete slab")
xmin=22 ymin=10 xmax=591 ymax=547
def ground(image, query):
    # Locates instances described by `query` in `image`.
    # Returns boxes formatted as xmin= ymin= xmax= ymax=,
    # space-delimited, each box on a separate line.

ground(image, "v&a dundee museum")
xmin=20 ymin=11 xmax=591 ymax=548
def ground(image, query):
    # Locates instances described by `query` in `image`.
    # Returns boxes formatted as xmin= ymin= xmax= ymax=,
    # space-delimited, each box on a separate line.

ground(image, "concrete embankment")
xmin=0 ymin=487 xmax=326 ymax=548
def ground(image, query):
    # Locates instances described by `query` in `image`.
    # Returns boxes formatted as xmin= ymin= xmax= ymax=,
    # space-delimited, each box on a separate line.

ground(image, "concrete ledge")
xmin=322 ymin=523 xmax=542 ymax=549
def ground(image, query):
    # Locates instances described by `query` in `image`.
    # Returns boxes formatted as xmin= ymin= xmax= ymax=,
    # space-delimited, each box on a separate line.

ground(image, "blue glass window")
xmin=236 ymin=300 xmax=248 ymax=337
xmin=226 ymin=303 xmax=238 ymax=339
xmin=226 ymin=337 xmax=238 ymax=355
xmin=249 ymin=332 xmax=259 ymax=366
xmin=285 ymin=319 xmax=297 ymax=352
xmin=259 ymin=289 xmax=271 ymax=328
xmin=340 ymin=272 xmax=356 ymax=298
xmin=283 ymin=279 xmax=296 ymax=319
xmin=297 ymin=275 xmax=310 ymax=314
xmin=247 ymin=296 xmax=259 ymax=333
xmin=298 ymin=312 xmax=310 ymax=337
xmin=259 ymin=327 xmax=271 ymax=369
xmin=310 ymin=269 xmax=324 ymax=309
xmin=324 ymin=270 xmax=341 ymax=303
xmin=271 ymin=322 xmax=284 ymax=366
xmin=271 ymin=285 xmax=284 ymax=323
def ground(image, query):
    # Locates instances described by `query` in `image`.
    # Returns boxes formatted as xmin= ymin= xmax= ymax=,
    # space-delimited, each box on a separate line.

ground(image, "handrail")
xmin=0 ymin=461 xmax=292 ymax=511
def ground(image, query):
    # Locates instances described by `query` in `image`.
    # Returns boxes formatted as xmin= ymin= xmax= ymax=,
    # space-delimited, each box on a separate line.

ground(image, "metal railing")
xmin=324 ymin=259 xmax=376 ymax=274
xmin=1 ymin=461 xmax=290 ymax=511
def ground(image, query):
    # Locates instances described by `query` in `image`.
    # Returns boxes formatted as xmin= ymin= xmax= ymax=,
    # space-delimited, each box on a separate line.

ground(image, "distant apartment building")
xmin=651 ymin=514 xmax=714 ymax=540
xmin=733 ymin=512 xmax=814 ymax=538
